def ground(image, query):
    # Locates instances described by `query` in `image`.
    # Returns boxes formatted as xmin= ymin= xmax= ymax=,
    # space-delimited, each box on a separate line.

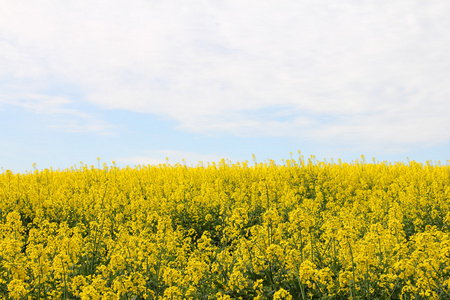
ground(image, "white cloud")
xmin=0 ymin=93 xmax=116 ymax=135
xmin=0 ymin=93 xmax=72 ymax=114
xmin=1 ymin=1 xmax=450 ymax=149
xmin=115 ymin=150 xmax=230 ymax=167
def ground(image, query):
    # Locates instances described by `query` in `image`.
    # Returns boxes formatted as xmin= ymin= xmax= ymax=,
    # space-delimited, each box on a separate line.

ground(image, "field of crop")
xmin=1 ymin=154 xmax=450 ymax=299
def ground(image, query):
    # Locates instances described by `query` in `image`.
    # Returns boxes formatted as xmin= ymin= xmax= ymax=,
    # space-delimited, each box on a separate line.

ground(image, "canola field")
xmin=1 ymin=154 xmax=450 ymax=299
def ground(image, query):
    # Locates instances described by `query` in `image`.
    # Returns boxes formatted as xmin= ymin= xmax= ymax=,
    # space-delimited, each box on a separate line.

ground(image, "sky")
xmin=1 ymin=1 xmax=450 ymax=173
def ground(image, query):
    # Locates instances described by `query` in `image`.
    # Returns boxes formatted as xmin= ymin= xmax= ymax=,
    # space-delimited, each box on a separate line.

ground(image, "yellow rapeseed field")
xmin=1 ymin=153 xmax=450 ymax=299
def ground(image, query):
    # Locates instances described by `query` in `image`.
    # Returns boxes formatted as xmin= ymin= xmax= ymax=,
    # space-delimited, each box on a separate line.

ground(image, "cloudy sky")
xmin=1 ymin=1 xmax=449 ymax=172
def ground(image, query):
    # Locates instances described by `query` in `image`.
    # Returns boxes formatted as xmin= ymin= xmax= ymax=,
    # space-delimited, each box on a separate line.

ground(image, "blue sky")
xmin=1 ymin=1 xmax=450 ymax=173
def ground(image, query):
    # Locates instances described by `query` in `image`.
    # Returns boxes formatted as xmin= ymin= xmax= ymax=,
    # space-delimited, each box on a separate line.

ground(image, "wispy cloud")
xmin=0 ymin=93 xmax=116 ymax=135
xmin=1 ymin=93 xmax=72 ymax=114
xmin=1 ymin=1 xmax=450 ymax=150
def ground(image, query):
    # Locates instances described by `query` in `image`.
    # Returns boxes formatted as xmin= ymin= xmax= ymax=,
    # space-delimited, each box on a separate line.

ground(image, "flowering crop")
xmin=1 ymin=154 xmax=450 ymax=299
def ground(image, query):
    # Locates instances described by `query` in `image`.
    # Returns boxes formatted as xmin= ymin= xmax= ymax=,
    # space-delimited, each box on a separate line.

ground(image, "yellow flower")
xmin=273 ymin=288 xmax=292 ymax=300
xmin=7 ymin=279 xmax=28 ymax=300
